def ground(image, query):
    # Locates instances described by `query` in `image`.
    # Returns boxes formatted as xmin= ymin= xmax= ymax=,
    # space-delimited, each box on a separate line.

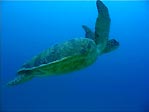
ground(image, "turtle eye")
xmin=113 ymin=40 xmax=119 ymax=46
xmin=111 ymin=39 xmax=119 ymax=46
xmin=111 ymin=39 xmax=116 ymax=45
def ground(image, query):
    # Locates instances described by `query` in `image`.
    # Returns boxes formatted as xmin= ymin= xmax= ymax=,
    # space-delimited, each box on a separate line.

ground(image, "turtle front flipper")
xmin=7 ymin=75 xmax=34 ymax=86
xmin=95 ymin=0 xmax=111 ymax=50
xmin=82 ymin=25 xmax=95 ymax=41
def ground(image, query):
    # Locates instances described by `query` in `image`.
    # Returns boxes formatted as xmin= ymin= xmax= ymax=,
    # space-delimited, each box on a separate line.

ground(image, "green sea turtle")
xmin=7 ymin=0 xmax=119 ymax=86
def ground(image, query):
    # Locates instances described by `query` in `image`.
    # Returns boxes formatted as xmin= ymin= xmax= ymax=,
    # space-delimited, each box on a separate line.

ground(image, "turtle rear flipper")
xmin=7 ymin=75 xmax=34 ymax=86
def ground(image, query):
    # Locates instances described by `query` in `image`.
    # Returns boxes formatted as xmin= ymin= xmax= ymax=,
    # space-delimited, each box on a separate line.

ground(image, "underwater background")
xmin=1 ymin=1 xmax=149 ymax=112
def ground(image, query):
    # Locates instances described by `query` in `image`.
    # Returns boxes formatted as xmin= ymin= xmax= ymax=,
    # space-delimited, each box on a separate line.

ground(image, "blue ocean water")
xmin=1 ymin=1 xmax=149 ymax=112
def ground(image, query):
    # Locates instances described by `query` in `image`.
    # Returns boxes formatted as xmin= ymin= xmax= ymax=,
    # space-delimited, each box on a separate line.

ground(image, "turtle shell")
xmin=17 ymin=38 xmax=98 ymax=76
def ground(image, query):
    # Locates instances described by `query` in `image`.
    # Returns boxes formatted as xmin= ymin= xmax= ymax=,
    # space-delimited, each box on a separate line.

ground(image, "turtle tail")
xmin=7 ymin=75 xmax=34 ymax=86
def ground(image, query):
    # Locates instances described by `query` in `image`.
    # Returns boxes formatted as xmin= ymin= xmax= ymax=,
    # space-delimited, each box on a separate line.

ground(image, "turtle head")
xmin=102 ymin=39 xmax=119 ymax=54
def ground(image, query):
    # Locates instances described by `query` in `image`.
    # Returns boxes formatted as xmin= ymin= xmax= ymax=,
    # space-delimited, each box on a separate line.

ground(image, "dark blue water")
xmin=1 ymin=1 xmax=149 ymax=112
